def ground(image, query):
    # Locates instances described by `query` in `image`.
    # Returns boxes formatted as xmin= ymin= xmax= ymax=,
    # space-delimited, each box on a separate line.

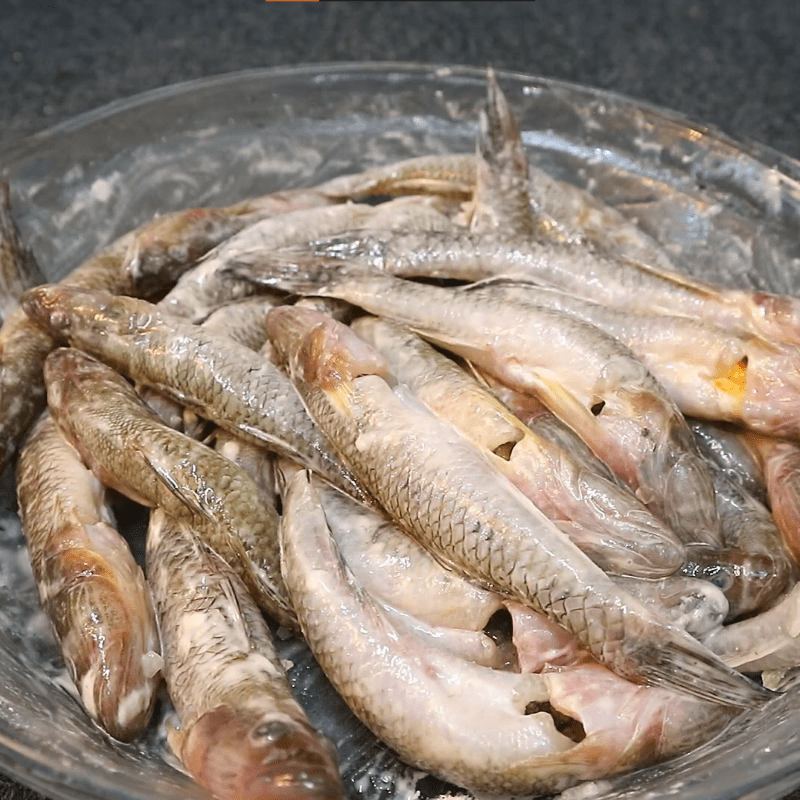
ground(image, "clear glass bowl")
xmin=2 ymin=62 xmax=800 ymax=800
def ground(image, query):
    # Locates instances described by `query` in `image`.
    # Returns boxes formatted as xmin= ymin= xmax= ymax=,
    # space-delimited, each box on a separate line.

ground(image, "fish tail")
xmin=225 ymin=246 xmax=370 ymax=297
xmin=636 ymin=634 xmax=776 ymax=710
xmin=481 ymin=66 xmax=523 ymax=169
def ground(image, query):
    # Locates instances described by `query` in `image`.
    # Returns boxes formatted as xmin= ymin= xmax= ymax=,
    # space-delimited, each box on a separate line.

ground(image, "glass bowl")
xmin=2 ymin=62 xmax=800 ymax=800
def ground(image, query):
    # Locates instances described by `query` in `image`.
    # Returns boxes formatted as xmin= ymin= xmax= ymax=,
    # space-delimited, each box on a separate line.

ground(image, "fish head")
xmin=43 ymin=347 xmax=125 ymax=408
xmin=181 ymin=706 xmax=344 ymax=800
xmin=267 ymin=306 xmax=393 ymax=406
xmin=22 ymin=284 xmax=156 ymax=340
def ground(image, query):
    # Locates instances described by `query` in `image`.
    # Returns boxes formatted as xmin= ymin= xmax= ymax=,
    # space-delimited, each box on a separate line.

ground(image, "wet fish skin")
xmin=147 ymin=507 xmax=343 ymax=800
xmin=159 ymin=195 xmax=454 ymax=323
xmin=468 ymin=68 xmax=540 ymax=237
xmin=16 ymin=413 xmax=160 ymax=741
xmin=271 ymin=225 xmax=800 ymax=347
xmin=246 ymin=263 xmax=721 ymax=548
xmin=281 ymin=469 xmax=738 ymax=794
xmin=21 ymin=284 xmax=366 ymax=502
xmin=745 ymin=433 xmax=800 ymax=565
xmin=0 ymin=236 xmax=130 ymax=473
xmin=689 ymin=419 xmax=767 ymax=506
xmin=268 ymin=305 xmax=773 ymax=710
xmin=279 ymin=469 xmax=583 ymax=795
xmin=466 ymin=279 xmax=800 ymax=438
xmin=121 ymin=187 xmax=342 ymax=298
xmin=315 ymin=154 xmax=476 ymax=200
xmin=43 ymin=347 xmax=294 ymax=628
xmin=688 ymin=468 xmax=792 ymax=621
xmin=0 ymin=178 xmax=44 ymax=320
xmin=353 ymin=315 xmax=686 ymax=579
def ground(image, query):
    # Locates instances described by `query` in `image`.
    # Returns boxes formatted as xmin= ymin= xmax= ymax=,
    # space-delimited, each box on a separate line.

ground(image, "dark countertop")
xmin=1 ymin=2 xmax=799 ymax=799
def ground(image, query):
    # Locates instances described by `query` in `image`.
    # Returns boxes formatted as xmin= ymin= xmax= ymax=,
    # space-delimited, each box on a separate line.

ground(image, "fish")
xmin=242 ymin=263 xmax=722 ymax=548
xmin=156 ymin=194 xmax=452 ymax=323
xmin=0 ymin=178 xmax=45 ymax=321
xmin=267 ymin=305 xmax=773 ymax=710
xmin=702 ymin=580 xmax=800 ymax=672
xmin=689 ymin=418 xmax=768 ymax=506
xmin=0 ymin=184 xmax=308 ymax=473
xmin=21 ymin=284 xmax=366 ymax=502
xmin=467 ymin=68 xmax=540 ymax=237
xmin=42 ymin=347 xmax=294 ymax=629
xmin=352 ymin=315 xmax=686 ymax=579
xmin=146 ymin=507 xmax=343 ymax=800
xmin=315 ymin=154 xmax=476 ymax=201
xmin=0 ymin=239 xmax=125 ymax=474
xmin=120 ymin=186 xmax=344 ymax=298
xmin=683 ymin=468 xmax=793 ymax=621
xmin=268 ymin=224 xmax=800 ymax=347
xmin=280 ymin=469 xmax=737 ymax=794
xmin=16 ymin=413 xmax=161 ymax=741
xmin=460 ymin=278 xmax=800 ymax=438
xmin=744 ymin=432 xmax=800 ymax=565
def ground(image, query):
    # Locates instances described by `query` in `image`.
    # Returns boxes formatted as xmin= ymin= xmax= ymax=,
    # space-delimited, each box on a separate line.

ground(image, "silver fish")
xmin=270 ymin=225 xmax=800 ymax=347
xmin=121 ymin=186 xmax=342 ymax=298
xmin=267 ymin=305 xmax=772 ymax=710
xmin=352 ymin=315 xmax=686 ymax=579
xmin=146 ymin=507 xmax=343 ymax=800
xmin=16 ymin=413 xmax=161 ymax=741
xmin=462 ymin=278 xmax=800 ymax=438
xmin=280 ymin=469 xmax=737 ymax=794
xmin=243 ymin=264 xmax=721 ymax=548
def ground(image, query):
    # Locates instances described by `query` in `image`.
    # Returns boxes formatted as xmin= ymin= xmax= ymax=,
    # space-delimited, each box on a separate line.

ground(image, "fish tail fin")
xmin=481 ymin=66 xmax=524 ymax=171
xmin=637 ymin=633 xmax=776 ymax=710
xmin=225 ymin=237 xmax=380 ymax=296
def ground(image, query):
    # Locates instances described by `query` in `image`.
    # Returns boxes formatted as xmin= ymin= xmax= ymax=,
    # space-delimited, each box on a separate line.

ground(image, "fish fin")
xmin=234 ymin=423 xmax=311 ymax=464
xmin=639 ymin=634 xmax=777 ymax=710
xmin=138 ymin=450 xmax=215 ymax=522
xmin=225 ymin=243 xmax=373 ymax=296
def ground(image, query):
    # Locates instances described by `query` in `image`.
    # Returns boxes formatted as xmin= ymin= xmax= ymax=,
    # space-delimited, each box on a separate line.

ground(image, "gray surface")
xmin=1 ymin=1 xmax=799 ymax=799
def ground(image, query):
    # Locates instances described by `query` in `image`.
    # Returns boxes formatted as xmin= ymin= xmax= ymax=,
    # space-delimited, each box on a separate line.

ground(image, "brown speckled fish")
xmin=21 ymin=284 xmax=366 ymax=502
xmin=16 ymin=413 xmax=161 ymax=741
xmin=147 ymin=507 xmax=343 ymax=800
xmin=42 ymin=347 xmax=294 ymax=629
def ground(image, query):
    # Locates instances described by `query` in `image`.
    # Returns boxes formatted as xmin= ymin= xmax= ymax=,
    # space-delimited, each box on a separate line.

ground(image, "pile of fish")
xmin=4 ymin=69 xmax=800 ymax=799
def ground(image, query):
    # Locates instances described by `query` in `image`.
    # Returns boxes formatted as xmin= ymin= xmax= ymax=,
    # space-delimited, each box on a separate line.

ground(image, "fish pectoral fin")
xmin=524 ymin=369 xmax=599 ymax=438
xmin=234 ymin=423 xmax=308 ymax=463
xmin=138 ymin=450 xmax=215 ymax=522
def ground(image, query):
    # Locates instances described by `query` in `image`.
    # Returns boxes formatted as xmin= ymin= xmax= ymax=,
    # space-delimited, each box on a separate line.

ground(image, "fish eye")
xmin=251 ymin=720 xmax=289 ymax=743
xmin=708 ymin=567 xmax=734 ymax=593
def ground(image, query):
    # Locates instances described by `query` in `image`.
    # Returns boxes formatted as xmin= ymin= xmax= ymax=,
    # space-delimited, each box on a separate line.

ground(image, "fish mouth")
xmin=182 ymin=706 xmax=343 ymax=800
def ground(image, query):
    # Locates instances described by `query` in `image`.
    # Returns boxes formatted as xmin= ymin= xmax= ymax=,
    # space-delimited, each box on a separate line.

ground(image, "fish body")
xmin=16 ymin=414 xmax=160 ymax=741
xmin=147 ymin=508 xmax=343 ymax=800
xmin=22 ymin=284 xmax=365 ymax=502
xmin=353 ymin=315 xmax=686 ymax=579
xmin=267 ymin=305 xmax=772 ymax=710
xmin=42 ymin=347 xmax=294 ymax=627
xmin=248 ymin=266 xmax=720 ymax=547
xmin=121 ymin=186 xmax=341 ymax=298
xmin=281 ymin=469 xmax=737 ymax=794
xmin=0 ymin=179 xmax=44 ymax=321
xmin=465 ymin=279 xmax=800 ymax=437
xmin=281 ymin=226 xmax=800 ymax=347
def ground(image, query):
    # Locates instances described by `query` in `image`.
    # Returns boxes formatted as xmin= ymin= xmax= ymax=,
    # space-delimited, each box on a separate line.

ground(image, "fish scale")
xmin=267 ymin=304 xmax=775 ymax=711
